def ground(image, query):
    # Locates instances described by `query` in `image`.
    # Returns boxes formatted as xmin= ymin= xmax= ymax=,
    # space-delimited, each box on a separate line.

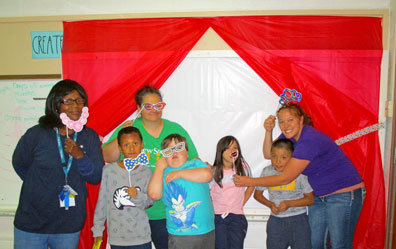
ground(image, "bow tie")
xmin=123 ymin=152 xmax=149 ymax=171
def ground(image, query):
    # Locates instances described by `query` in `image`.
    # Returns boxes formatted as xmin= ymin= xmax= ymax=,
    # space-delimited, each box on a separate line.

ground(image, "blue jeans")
xmin=149 ymin=219 xmax=168 ymax=249
xmin=308 ymin=187 xmax=365 ymax=249
xmin=266 ymin=213 xmax=311 ymax=249
xmin=110 ymin=242 xmax=152 ymax=249
xmin=215 ymin=213 xmax=248 ymax=249
xmin=14 ymin=227 xmax=80 ymax=249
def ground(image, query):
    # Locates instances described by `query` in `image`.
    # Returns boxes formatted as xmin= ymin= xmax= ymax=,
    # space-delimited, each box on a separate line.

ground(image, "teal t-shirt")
xmin=162 ymin=160 xmax=215 ymax=235
xmin=103 ymin=118 xmax=199 ymax=220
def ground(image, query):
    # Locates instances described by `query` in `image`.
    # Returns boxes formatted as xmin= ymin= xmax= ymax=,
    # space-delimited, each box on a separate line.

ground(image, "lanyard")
xmin=56 ymin=128 xmax=78 ymax=183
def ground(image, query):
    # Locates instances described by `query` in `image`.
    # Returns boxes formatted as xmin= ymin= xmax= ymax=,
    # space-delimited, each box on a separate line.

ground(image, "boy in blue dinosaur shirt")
xmin=148 ymin=133 xmax=215 ymax=249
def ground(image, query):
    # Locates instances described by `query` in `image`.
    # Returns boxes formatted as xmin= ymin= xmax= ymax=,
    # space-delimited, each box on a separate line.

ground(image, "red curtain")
xmin=210 ymin=16 xmax=384 ymax=249
xmin=63 ymin=18 xmax=210 ymax=136
xmin=62 ymin=17 xmax=210 ymax=249
xmin=62 ymin=16 xmax=384 ymax=249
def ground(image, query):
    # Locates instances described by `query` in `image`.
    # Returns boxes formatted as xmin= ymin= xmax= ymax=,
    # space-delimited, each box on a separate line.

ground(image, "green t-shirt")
xmin=103 ymin=118 xmax=199 ymax=220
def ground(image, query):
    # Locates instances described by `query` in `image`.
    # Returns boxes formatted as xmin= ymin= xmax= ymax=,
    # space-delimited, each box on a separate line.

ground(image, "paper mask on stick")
xmin=60 ymin=107 xmax=89 ymax=132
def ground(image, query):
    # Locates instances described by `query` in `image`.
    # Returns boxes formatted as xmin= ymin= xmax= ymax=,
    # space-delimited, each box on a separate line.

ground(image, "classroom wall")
xmin=0 ymin=0 xmax=390 ymax=17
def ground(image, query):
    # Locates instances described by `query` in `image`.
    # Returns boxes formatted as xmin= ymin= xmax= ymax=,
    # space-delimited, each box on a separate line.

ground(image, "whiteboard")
xmin=0 ymin=79 xmax=58 ymax=212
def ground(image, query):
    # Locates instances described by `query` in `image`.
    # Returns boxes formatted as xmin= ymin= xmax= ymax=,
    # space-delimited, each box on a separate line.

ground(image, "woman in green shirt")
xmin=102 ymin=85 xmax=198 ymax=249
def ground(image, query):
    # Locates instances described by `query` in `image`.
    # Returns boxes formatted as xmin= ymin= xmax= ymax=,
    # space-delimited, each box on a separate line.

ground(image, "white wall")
xmin=0 ymin=0 xmax=390 ymax=18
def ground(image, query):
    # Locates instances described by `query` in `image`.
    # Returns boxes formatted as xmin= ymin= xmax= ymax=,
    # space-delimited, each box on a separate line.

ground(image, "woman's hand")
xmin=64 ymin=137 xmax=84 ymax=159
xmin=264 ymin=115 xmax=276 ymax=132
xmin=122 ymin=120 xmax=135 ymax=128
xmin=233 ymin=175 xmax=252 ymax=187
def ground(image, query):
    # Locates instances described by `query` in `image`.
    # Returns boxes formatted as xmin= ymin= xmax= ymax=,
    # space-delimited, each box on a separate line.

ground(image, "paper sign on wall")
xmin=31 ymin=31 xmax=63 ymax=59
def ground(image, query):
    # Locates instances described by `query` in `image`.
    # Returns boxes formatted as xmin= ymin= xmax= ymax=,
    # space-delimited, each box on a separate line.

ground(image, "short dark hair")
xmin=38 ymin=79 xmax=88 ymax=129
xmin=272 ymin=139 xmax=294 ymax=154
xmin=161 ymin=134 xmax=188 ymax=151
xmin=135 ymin=85 xmax=162 ymax=107
xmin=117 ymin=126 xmax=143 ymax=146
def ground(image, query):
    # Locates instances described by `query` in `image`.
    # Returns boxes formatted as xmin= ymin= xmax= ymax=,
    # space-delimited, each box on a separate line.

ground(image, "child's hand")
xmin=156 ymin=157 xmax=168 ymax=170
xmin=94 ymin=236 xmax=102 ymax=244
xmin=165 ymin=171 xmax=180 ymax=184
xmin=270 ymin=202 xmax=280 ymax=215
xmin=126 ymin=187 xmax=138 ymax=198
xmin=264 ymin=115 xmax=276 ymax=132
xmin=122 ymin=120 xmax=135 ymax=128
xmin=233 ymin=175 xmax=251 ymax=187
xmin=277 ymin=201 xmax=290 ymax=213
xmin=64 ymin=137 xmax=84 ymax=159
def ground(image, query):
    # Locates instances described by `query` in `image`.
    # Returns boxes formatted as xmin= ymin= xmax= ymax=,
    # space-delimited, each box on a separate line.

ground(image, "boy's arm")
xmin=253 ymin=189 xmax=280 ymax=215
xmin=277 ymin=192 xmax=314 ymax=213
xmin=243 ymin=186 xmax=255 ymax=206
xmin=91 ymin=170 xmax=108 ymax=238
xmin=148 ymin=157 xmax=167 ymax=200
xmin=165 ymin=167 xmax=213 ymax=184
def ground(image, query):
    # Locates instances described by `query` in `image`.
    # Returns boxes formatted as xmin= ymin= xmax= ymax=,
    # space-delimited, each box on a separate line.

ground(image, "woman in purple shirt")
xmin=234 ymin=103 xmax=365 ymax=249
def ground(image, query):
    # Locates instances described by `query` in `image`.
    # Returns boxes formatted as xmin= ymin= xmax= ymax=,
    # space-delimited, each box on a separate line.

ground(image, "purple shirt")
xmin=280 ymin=126 xmax=362 ymax=196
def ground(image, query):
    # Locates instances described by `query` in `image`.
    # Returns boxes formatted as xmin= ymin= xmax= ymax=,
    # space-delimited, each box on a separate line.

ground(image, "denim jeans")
xmin=110 ymin=242 xmax=152 ymax=249
xmin=149 ymin=219 xmax=168 ymax=249
xmin=214 ymin=213 xmax=248 ymax=249
xmin=14 ymin=227 xmax=80 ymax=249
xmin=308 ymin=187 xmax=365 ymax=249
xmin=266 ymin=213 xmax=311 ymax=249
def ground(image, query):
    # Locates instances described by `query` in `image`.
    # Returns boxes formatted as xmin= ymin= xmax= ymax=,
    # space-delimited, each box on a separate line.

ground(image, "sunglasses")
xmin=161 ymin=142 xmax=185 ymax=157
xmin=141 ymin=102 xmax=166 ymax=111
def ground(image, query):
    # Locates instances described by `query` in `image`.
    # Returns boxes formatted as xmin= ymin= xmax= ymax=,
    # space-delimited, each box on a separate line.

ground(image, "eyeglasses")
xmin=161 ymin=142 xmax=185 ymax=157
xmin=141 ymin=102 xmax=166 ymax=111
xmin=62 ymin=98 xmax=85 ymax=105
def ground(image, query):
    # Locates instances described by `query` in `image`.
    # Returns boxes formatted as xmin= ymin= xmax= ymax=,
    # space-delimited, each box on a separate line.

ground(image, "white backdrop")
xmin=104 ymin=52 xmax=282 ymax=213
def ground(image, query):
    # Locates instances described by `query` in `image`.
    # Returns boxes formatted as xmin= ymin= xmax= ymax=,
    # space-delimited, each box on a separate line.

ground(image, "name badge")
xmin=59 ymin=185 xmax=78 ymax=210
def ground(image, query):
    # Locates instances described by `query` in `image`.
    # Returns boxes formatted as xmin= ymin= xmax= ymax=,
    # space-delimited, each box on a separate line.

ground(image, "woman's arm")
xmin=102 ymin=121 xmax=133 ymax=163
xmin=75 ymin=131 xmax=104 ymax=184
xmin=234 ymin=157 xmax=310 ymax=187
xmin=12 ymin=130 xmax=34 ymax=181
xmin=263 ymin=115 xmax=276 ymax=159
xmin=102 ymin=139 xmax=121 ymax=163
